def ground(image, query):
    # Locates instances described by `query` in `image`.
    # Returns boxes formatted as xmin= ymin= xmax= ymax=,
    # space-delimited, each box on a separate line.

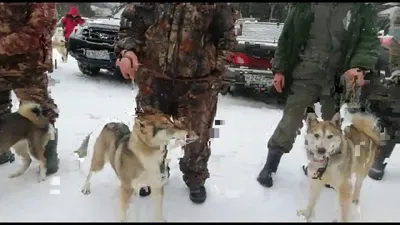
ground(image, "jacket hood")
xmin=68 ymin=6 xmax=80 ymax=16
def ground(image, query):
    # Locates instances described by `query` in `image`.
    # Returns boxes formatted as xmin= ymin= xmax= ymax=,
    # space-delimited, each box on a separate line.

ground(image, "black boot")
xmin=0 ymin=92 xmax=15 ymax=165
xmin=302 ymin=165 xmax=333 ymax=189
xmin=189 ymin=185 xmax=207 ymax=204
xmin=138 ymin=165 xmax=170 ymax=197
xmin=44 ymin=128 xmax=59 ymax=175
xmin=368 ymin=139 xmax=395 ymax=180
xmin=257 ymin=148 xmax=283 ymax=188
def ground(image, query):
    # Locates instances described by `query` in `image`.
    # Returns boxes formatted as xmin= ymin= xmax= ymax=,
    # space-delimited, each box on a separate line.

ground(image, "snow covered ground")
xmin=0 ymin=52 xmax=399 ymax=222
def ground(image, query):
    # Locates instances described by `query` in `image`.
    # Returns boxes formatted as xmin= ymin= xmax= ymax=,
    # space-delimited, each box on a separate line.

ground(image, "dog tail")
xmin=18 ymin=102 xmax=49 ymax=128
xmin=74 ymin=132 xmax=93 ymax=158
xmin=351 ymin=113 xmax=380 ymax=145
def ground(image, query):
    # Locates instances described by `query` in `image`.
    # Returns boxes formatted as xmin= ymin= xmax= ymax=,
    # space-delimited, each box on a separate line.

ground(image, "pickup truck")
xmin=222 ymin=21 xmax=284 ymax=104
xmin=68 ymin=8 xmax=124 ymax=78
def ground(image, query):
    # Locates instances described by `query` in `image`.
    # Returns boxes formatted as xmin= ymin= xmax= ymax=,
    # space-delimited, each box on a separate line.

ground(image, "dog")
xmin=298 ymin=108 xmax=380 ymax=222
xmin=80 ymin=113 xmax=198 ymax=222
xmin=52 ymin=27 xmax=68 ymax=65
xmin=0 ymin=102 xmax=53 ymax=182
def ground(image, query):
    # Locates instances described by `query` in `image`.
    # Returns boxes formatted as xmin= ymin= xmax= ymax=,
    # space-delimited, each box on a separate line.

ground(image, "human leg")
xmin=258 ymin=80 xmax=320 ymax=188
xmin=0 ymin=90 xmax=15 ymax=165
xmin=134 ymin=75 xmax=175 ymax=197
xmin=176 ymin=82 xmax=219 ymax=203
xmin=13 ymin=72 xmax=59 ymax=175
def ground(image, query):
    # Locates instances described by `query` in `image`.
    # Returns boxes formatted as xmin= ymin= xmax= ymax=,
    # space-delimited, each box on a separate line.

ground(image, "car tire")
xmin=113 ymin=67 xmax=125 ymax=80
xmin=78 ymin=62 xmax=100 ymax=76
xmin=220 ymin=84 xmax=230 ymax=95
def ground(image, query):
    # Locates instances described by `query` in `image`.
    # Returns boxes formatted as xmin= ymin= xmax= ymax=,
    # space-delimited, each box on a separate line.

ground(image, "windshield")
xmin=113 ymin=7 xmax=125 ymax=19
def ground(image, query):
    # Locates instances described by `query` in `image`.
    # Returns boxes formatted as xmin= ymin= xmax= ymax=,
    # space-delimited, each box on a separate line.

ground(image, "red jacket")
xmin=62 ymin=6 xmax=85 ymax=39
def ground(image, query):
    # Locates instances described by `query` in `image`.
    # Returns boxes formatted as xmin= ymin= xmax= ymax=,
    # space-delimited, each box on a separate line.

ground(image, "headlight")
xmin=73 ymin=25 xmax=87 ymax=36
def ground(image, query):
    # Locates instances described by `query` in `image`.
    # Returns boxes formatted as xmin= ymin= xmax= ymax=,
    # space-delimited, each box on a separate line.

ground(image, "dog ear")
xmin=306 ymin=112 xmax=319 ymax=128
xmin=331 ymin=112 xmax=341 ymax=127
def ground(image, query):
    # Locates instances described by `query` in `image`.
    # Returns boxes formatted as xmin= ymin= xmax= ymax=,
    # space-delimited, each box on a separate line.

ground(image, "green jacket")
xmin=272 ymin=3 xmax=380 ymax=81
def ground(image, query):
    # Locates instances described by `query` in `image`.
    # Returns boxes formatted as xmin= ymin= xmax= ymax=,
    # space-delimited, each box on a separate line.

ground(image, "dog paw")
xmin=297 ymin=209 xmax=313 ymax=222
xmin=81 ymin=188 xmax=91 ymax=195
xmin=38 ymin=176 xmax=46 ymax=183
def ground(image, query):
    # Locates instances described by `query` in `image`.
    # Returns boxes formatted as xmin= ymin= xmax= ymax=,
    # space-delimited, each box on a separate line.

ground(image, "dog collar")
xmin=311 ymin=157 xmax=329 ymax=180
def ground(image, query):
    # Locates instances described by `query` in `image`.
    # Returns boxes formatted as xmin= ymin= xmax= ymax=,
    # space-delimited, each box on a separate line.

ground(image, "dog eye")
xmin=327 ymin=135 xmax=333 ymax=139
xmin=314 ymin=134 xmax=319 ymax=139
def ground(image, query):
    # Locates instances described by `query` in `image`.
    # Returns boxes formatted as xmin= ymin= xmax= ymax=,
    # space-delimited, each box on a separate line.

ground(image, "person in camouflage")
xmin=368 ymin=7 xmax=400 ymax=181
xmin=115 ymin=3 xmax=236 ymax=203
xmin=0 ymin=3 xmax=60 ymax=174
xmin=257 ymin=3 xmax=380 ymax=188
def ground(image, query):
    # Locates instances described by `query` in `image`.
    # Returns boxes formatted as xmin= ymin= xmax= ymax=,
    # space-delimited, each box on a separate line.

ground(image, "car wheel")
xmin=220 ymin=84 xmax=230 ymax=95
xmin=78 ymin=62 xmax=100 ymax=76
xmin=113 ymin=67 xmax=126 ymax=80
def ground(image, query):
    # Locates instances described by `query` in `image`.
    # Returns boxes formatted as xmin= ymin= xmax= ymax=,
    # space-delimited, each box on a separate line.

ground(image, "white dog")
xmin=52 ymin=27 xmax=68 ymax=66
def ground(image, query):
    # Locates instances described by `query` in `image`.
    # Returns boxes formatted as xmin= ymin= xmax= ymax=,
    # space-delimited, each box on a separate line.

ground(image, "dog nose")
xmin=317 ymin=148 xmax=326 ymax=154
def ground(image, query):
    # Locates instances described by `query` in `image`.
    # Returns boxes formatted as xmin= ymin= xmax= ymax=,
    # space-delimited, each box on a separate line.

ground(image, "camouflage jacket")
xmin=0 ymin=3 xmax=57 ymax=76
xmin=115 ymin=3 xmax=237 ymax=79
xmin=273 ymin=3 xmax=380 ymax=77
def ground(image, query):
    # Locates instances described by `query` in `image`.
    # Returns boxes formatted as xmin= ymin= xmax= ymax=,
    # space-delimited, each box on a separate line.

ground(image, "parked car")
xmin=68 ymin=8 xmax=124 ymax=77
xmin=222 ymin=21 xmax=285 ymax=104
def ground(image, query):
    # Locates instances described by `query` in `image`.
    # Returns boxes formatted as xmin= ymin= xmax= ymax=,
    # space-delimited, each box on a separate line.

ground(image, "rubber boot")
xmin=189 ymin=185 xmax=207 ymax=204
xmin=257 ymin=148 xmax=283 ymax=188
xmin=0 ymin=92 xmax=15 ymax=165
xmin=302 ymin=165 xmax=333 ymax=189
xmin=368 ymin=139 xmax=395 ymax=180
xmin=44 ymin=127 xmax=59 ymax=175
xmin=182 ymin=173 xmax=207 ymax=204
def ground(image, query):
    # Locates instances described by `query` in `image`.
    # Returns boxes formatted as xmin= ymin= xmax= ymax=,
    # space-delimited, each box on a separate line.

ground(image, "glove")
xmin=273 ymin=72 xmax=285 ymax=93
xmin=344 ymin=68 xmax=365 ymax=86
xmin=116 ymin=50 xmax=139 ymax=80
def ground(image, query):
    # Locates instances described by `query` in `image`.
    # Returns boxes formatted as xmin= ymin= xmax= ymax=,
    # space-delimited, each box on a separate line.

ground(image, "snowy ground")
xmin=0 ymin=52 xmax=399 ymax=222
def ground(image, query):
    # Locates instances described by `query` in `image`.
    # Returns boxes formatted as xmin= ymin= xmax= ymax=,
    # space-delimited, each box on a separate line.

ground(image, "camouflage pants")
xmin=0 ymin=72 xmax=58 ymax=123
xmin=268 ymin=61 xmax=337 ymax=153
xmin=135 ymin=73 xmax=219 ymax=188
xmin=389 ymin=39 xmax=400 ymax=72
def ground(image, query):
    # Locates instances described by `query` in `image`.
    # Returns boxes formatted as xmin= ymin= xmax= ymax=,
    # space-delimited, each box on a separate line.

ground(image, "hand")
xmin=273 ymin=72 xmax=285 ymax=93
xmin=116 ymin=50 xmax=139 ymax=80
xmin=344 ymin=68 xmax=365 ymax=86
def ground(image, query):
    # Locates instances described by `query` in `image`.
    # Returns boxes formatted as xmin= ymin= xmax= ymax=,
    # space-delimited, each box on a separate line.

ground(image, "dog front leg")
xmin=297 ymin=180 xmax=324 ymax=222
xmin=151 ymin=185 xmax=166 ymax=222
xmin=338 ymin=181 xmax=351 ymax=222
xmin=118 ymin=185 xmax=134 ymax=222
xmin=9 ymin=140 xmax=32 ymax=178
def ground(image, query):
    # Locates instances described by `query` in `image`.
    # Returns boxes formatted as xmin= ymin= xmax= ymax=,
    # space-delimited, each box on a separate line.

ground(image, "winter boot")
xmin=368 ymin=139 xmax=395 ymax=180
xmin=138 ymin=165 xmax=170 ymax=197
xmin=44 ymin=127 xmax=59 ymax=175
xmin=302 ymin=165 xmax=333 ymax=189
xmin=189 ymin=185 xmax=207 ymax=204
xmin=182 ymin=173 xmax=207 ymax=204
xmin=0 ymin=92 xmax=15 ymax=165
xmin=257 ymin=148 xmax=283 ymax=188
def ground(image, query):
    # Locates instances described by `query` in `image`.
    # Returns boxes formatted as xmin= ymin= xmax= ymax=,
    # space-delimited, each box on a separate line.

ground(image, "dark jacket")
xmin=115 ymin=3 xmax=237 ymax=79
xmin=272 ymin=3 xmax=380 ymax=80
